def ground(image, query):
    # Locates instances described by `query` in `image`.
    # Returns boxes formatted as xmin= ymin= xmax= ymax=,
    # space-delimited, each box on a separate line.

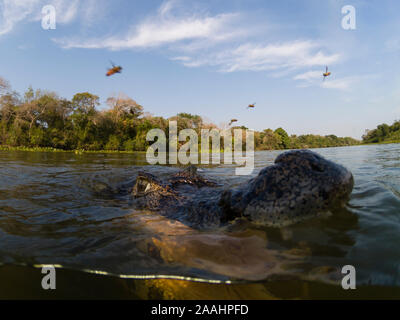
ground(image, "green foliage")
xmin=29 ymin=126 xmax=46 ymax=146
xmin=71 ymin=92 xmax=99 ymax=114
xmin=0 ymin=81 xmax=362 ymax=152
xmin=274 ymin=127 xmax=290 ymax=149
xmin=176 ymin=113 xmax=202 ymax=128
xmin=363 ymin=120 xmax=400 ymax=144
xmin=105 ymin=135 xmax=121 ymax=150
xmin=255 ymin=129 xmax=360 ymax=150
xmin=123 ymin=139 xmax=135 ymax=151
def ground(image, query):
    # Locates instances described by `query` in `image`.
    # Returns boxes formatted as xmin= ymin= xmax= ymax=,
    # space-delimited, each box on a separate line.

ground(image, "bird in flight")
xmin=247 ymin=103 xmax=256 ymax=109
xmin=106 ymin=61 xmax=123 ymax=77
xmin=323 ymin=66 xmax=331 ymax=81
xmin=229 ymin=119 xmax=238 ymax=126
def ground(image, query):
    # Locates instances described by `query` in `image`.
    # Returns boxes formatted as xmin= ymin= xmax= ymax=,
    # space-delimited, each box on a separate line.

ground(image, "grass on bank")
xmin=1 ymin=141 xmax=398 ymax=155
xmin=0 ymin=145 xmax=149 ymax=154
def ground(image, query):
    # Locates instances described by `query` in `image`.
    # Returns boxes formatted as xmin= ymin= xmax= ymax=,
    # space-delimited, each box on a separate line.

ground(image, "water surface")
xmin=0 ymin=144 xmax=399 ymax=299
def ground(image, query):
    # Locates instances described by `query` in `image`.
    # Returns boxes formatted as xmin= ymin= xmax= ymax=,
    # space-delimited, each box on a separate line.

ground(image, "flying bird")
xmin=247 ymin=103 xmax=256 ymax=109
xmin=229 ymin=119 xmax=238 ymax=126
xmin=323 ymin=66 xmax=331 ymax=81
xmin=106 ymin=61 xmax=123 ymax=77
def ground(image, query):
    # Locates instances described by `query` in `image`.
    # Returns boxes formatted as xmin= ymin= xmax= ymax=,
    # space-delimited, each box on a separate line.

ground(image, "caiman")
xmin=131 ymin=150 xmax=354 ymax=229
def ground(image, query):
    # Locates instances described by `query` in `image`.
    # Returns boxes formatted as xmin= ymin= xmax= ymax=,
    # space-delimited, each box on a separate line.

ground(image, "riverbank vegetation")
xmin=362 ymin=121 xmax=400 ymax=144
xmin=0 ymin=77 xmax=360 ymax=152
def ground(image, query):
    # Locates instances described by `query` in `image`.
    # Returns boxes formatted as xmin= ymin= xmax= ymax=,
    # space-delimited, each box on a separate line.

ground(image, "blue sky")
xmin=0 ymin=0 xmax=399 ymax=138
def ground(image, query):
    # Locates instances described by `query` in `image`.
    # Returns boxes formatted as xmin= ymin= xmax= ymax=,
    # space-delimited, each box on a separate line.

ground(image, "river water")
xmin=0 ymin=144 xmax=399 ymax=299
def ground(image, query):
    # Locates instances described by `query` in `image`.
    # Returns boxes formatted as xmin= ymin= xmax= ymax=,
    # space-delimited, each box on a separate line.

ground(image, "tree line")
xmin=0 ymin=77 xmax=360 ymax=152
xmin=362 ymin=121 xmax=400 ymax=144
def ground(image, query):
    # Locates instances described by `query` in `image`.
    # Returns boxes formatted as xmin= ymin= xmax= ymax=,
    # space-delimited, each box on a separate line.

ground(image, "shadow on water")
xmin=0 ymin=145 xmax=400 ymax=299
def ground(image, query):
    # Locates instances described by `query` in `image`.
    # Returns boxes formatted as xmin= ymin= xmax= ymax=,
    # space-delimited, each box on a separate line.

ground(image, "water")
xmin=0 ymin=144 xmax=399 ymax=299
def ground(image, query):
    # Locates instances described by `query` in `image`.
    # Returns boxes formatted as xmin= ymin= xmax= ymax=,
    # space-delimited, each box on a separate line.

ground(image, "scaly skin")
xmin=132 ymin=150 xmax=354 ymax=229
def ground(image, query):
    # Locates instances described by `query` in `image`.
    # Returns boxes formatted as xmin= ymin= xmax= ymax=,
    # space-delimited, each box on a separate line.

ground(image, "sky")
xmin=0 ymin=0 xmax=399 ymax=139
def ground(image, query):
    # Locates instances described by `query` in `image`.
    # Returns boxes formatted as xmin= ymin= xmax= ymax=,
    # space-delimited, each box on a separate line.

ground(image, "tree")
xmin=0 ymin=77 xmax=10 ymax=94
xmin=18 ymin=92 xmax=54 ymax=136
xmin=71 ymin=92 xmax=99 ymax=114
xmin=274 ymin=127 xmax=291 ymax=149
xmin=260 ymin=129 xmax=281 ymax=150
xmin=0 ymin=83 xmax=362 ymax=151
xmin=177 ymin=113 xmax=202 ymax=128
xmin=0 ymin=92 xmax=19 ymax=121
xmin=363 ymin=121 xmax=400 ymax=144
xmin=106 ymin=93 xmax=143 ymax=120
xmin=24 ymin=86 xmax=35 ymax=102
xmin=376 ymin=124 xmax=390 ymax=141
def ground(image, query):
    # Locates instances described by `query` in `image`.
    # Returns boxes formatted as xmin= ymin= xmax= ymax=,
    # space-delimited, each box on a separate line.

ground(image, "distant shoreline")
xmin=362 ymin=140 xmax=400 ymax=146
xmin=1 ymin=142 xmax=398 ymax=155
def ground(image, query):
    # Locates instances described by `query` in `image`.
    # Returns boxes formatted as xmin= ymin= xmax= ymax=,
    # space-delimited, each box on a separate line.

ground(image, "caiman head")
xmin=132 ymin=172 xmax=181 ymax=210
xmin=219 ymin=150 xmax=354 ymax=227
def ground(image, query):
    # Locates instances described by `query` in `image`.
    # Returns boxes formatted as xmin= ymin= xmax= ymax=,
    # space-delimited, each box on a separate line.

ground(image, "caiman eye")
xmin=136 ymin=178 xmax=151 ymax=193
xmin=144 ymin=183 xmax=151 ymax=192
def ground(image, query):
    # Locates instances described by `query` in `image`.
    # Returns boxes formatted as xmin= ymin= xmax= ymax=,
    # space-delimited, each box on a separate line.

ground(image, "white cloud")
xmin=53 ymin=0 xmax=79 ymax=24
xmin=0 ymin=0 xmax=40 ymax=36
xmin=293 ymin=70 xmax=372 ymax=91
xmin=158 ymin=0 xmax=176 ymax=16
xmin=0 ymin=0 xmax=95 ymax=37
xmin=320 ymin=77 xmax=354 ymax=90
xmin=80 ymin=0 xmax=104 ymax=26
xmin=54 ymin=1 xmax=241 ymax=50
xmin=177 ymin=41 xmax=340 ymax=73
xmin=170 ymin=56 xmax=191 ymax=62
xmin=293 ymin=70 xmax=322 ymax=81
xmin=320 ymin=73 xmax=380 ymax=91
xmin=52 ymin=0 xmax=343 ymax=82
